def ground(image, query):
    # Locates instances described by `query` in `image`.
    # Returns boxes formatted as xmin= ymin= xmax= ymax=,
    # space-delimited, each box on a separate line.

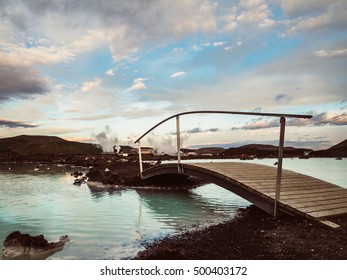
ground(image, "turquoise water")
xmin=0 ymin=158 xmax=346 ymax=260
xmin=0 ymin=163 xmax=247 ymax=260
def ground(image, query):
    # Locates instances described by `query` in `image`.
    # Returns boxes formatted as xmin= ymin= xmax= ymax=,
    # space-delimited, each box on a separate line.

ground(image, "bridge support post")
xmin=274 ymin=117 xmax=286 ymax=217
xmin=138 ymin=140 xmax=143 ymax=178
xmin=176 ymin=116 xmax=182 ymax=173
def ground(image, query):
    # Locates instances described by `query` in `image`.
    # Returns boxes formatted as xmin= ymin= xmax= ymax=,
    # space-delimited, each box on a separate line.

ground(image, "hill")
xmin=0 ymin=135 xmax=102 ymax=155
xmin=310 ymin=139 xmax=347 ymax=157
xmin=329 ymin=139 xmax=347 ymax=150
xmin=221 ymin=144 xmax=311 ymax=158
xmin=182 ymin=147 xmax=226 ymax=155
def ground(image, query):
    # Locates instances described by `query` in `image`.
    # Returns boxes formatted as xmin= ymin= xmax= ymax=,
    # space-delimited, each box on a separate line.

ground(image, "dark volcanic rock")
xmin=86 ymin=164 xmax=204 ymax=189
xmin=86 ymin=167 xmax=126 ymax=185
xmin=2 ymin=231 xmax=69 ymax=259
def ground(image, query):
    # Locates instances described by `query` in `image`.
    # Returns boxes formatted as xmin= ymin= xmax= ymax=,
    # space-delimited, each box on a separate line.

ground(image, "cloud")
xmin=232 ymin=112 xmax=347 ymax=130
xmin=0 ymin=119 xmax=38 ymax=128
xmin=236 ymin=0 xmax=274 ymax=28
xmin=120 ymin=100 xmax=174 ymax=119
xmin=105 ymin=69 xmax=115 ymax=76
xmin=311 ymin=112 xmax=347 ymax=126
xmin=186 ymin=127 xmax=203 ymax=134
xmin=213 ymin=41 xmax=227 ymax=47
xmin=280 ymin=0 xmax=328 ymax=17
xmin=282 ymin=0 xmax=347 ymax=33
xmin=170 ymin=71 xmax=187 ymax=78
xmin=127 ymin=78 xmax=149 ymax=91
xmin=51 ymin=114 xmax=115 ymax=121
xmin=192 ymin=45 xmax=202 ymax=52
xmin=181 ymin=127 xmax=219 ymax=134
xmin=314 ymin=48 xmax=347 ymax=58
xmin=274 ymin=93 xmax=292 ymax=104
xmin=0 ymin=0 xmax=217 ymax=62
xmin=81 ymin=78 xmax=102 ymax=92
xmin=0 ymin=64 xmax=49 ymax=101
xmin=0 ymin=43 xmax=75 ymax=67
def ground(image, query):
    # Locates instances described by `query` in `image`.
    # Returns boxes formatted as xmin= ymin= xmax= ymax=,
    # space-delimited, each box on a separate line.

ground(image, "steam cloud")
xmin=93 ymin=125 xmax=119 ymax=152
xmin=147 ymin=133 xmax=189 ymax=155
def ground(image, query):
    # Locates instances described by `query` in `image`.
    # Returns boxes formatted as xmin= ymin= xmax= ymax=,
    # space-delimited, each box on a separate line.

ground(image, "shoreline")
xmin=135 ymin=205 xmax=347 ymax=260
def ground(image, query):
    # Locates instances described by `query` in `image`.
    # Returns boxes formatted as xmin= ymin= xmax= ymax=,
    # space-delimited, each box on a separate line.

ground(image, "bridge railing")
xmin=134 ymin=110 xmax=312 ymax=217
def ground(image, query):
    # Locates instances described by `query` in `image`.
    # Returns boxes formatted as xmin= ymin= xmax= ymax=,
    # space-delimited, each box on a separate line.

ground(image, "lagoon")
xmin=0 ymin=158 xmax=346 ymax=259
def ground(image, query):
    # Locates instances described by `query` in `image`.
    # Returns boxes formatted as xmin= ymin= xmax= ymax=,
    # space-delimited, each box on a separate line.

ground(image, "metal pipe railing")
xmin=176 ymin=115 xmax=181 ymax=173
xmin=274 ymin=117 xmax=286 ymax=217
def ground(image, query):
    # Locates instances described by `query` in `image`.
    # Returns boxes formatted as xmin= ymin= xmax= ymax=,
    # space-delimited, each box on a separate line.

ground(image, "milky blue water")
xmin=0 ymin=158 xmax=346 ymax=260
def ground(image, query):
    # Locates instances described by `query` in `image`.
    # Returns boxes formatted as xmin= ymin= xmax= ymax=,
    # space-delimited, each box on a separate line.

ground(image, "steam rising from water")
xmin=147 ymin=133 xmax=189 ymax=155
xmin=93 ymin=125 xmax=119 ymax=152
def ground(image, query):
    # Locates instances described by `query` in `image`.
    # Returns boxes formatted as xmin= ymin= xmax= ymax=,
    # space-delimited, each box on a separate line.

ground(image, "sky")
xmin=0 ymin=0 xmax=346 ymax=152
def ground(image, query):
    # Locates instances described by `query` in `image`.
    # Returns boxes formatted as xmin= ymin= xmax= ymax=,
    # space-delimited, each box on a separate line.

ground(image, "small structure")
xmin=140 ymin=147 xmax=155 ymax=155
xmin=118 ymin=145 xmax=138 ymax=157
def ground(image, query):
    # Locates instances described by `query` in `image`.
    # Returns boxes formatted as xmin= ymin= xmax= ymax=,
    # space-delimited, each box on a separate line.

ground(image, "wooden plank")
xmin=241 ymin=179 xmax=325 ymax=184
xmin=281 ymin=193 xmax=347 ymax=204
xmin=270 ymin=188 xmax=347 ymax=198
xmin=182 ymin=162 xmax=347 ymax=220
xmin=320 ymin=220 xmax=340 ymax=228
xmin=277 ymin=188 xmax=344 ymax=196
xmin=286 ymin=197 xmax=347 ymax=208
xmin=247 ymin=182 xmax=336 ymax=191
xmin=308 ymin=207 xmax=347 ymax=219
xmin=280 ymin=182 xmax=338 ymax=188
xmin=296 ymin=202 xmax=347 ymax=212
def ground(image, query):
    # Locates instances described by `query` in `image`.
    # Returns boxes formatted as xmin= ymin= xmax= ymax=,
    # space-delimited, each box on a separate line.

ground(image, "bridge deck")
xmin=143 ymin=162 xmax=347 ymax=222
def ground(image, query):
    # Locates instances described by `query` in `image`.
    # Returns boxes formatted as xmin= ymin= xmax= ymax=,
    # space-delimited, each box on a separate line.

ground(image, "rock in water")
xmin=2 ymin=231 xmax=69 ymax=259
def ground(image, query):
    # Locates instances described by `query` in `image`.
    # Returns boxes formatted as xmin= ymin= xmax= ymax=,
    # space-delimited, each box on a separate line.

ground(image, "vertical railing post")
xmin=176 ymin=116 xmax=181 ymax=173
xmin=138 ymin=140 xmax=143 ymax=178
xmin=274 ymin=117 xmax=286 ymax=217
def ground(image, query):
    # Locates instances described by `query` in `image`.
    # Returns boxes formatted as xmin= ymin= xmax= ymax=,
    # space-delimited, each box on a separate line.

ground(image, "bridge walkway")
xmin=142 ymin=162 xmax=347 ymax=225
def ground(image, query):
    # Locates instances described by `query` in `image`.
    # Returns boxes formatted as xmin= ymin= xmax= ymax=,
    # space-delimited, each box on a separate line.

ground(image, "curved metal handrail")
xmin=134 ymin=110 xmax=312 ymax=143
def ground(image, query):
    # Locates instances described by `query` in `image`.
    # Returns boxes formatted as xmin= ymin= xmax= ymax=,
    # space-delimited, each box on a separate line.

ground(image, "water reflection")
xmin=135 ymin=187 xmax=242 ymax=231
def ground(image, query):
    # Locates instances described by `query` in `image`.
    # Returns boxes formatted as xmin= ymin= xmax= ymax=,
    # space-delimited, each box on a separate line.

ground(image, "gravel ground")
xmin=135 ymin=205 xmax=347 ymax=260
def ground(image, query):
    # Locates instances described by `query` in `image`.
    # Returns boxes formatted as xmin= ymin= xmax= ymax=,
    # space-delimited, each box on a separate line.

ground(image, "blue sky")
xmin=0 ymin=0 xmax=346 ymax=152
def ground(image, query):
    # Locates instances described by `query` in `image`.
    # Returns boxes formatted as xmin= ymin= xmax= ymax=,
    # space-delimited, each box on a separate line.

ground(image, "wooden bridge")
xmin=134 ymin=111 xmax=346 ymax=226
xmin=141 ymin=162 xmax=347 ymax=226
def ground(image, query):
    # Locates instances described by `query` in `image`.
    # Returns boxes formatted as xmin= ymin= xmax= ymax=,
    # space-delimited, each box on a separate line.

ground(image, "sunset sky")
xmin=1 ymin=0 xmax=346 ymax=152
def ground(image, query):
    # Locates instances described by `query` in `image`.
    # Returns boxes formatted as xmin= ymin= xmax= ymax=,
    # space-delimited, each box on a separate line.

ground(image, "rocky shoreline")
xmin=85 ymin=162 xmax=205 ymax=191
xmin=135 ymin=205 xmax=347 ymax=260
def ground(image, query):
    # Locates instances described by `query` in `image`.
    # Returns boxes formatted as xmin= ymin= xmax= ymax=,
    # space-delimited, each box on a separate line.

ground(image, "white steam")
xmin=93 ymin=125 xmax=119 ymax=152
xmin=147 ymin=133 xmax=189 ymax=155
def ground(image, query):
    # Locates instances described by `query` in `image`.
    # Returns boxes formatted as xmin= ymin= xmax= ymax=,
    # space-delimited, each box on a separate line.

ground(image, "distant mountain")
xmin=329 ymin=139 xmax=347 ymax=150
xmin=182 ymin=144 xmax=312 ymax=158
xmin=181 ymin=147 xmax=225 ymax=155
xmin=221 ymin=144 xmax=311 ymax=158
xmin=310 ymin=139 xmax=347 ymax=157
xmin=0 ymin=135 xmax=102 ymax=155
xmin=240 ymin=144 xmax=297 ymax=151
